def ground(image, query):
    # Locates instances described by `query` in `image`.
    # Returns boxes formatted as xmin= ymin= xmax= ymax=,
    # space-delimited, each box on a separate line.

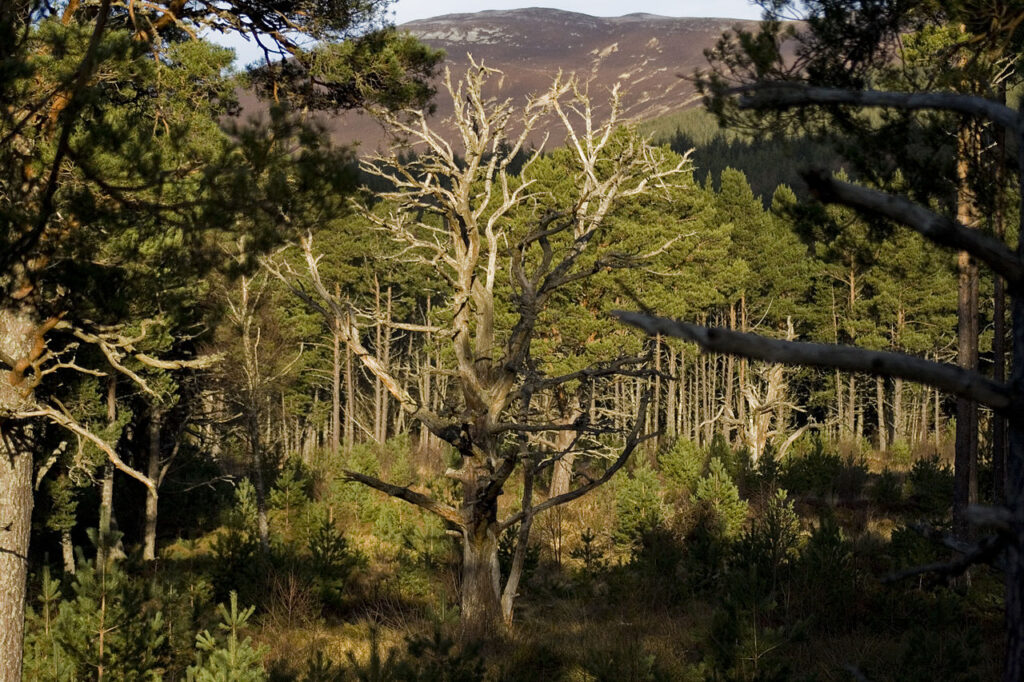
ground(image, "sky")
xmin=217 ymin=1 xmax=764 ymax=67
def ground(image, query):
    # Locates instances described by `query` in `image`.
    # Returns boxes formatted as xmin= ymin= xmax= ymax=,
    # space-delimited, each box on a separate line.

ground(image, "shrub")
xmin=734 ymin=488 xmax=802 ymax=596
xmin=569 ymin=527 xmax=607 ymax=573
xmin=889 ymin=439 xmax=913 ymax=467
xmin=614 ymin=465 xmax=666 ymax=547
xmin=780 ymin=444 xmax=843 ymax=498
xmin=692 ymin=458 xmax=748 ymax=541
xmin=835 ymin=457 xmax=869 ymax=500
xmin=187 ymin=592 xmax=267 ymax=681
xmin=870 ymin=468 xmax=904 ymax=511
xmin=907 ymin=455 xmax=954 ymax=520
xmin=54 ymin=556 xmax=170 ymax=680
xmin=340 ymin=625 xmax=483 ymax=682
xmin=796 ymin=515 xmax=857 ymax=629
xmin=224 ymin=479 xmax=259 ymax=532
xmin=658 ymin=438 xmax=706 ymax=501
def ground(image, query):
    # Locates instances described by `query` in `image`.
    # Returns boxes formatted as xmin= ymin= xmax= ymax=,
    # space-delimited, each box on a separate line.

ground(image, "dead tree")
xmin=268 ymin=60 xmax=692 ymax=637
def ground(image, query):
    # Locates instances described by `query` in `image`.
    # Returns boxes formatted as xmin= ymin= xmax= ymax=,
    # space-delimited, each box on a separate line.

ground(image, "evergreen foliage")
xmin=187 ymin=592 xmax=267 ymax=682
xmin=692 ymin=458 xmax=749 ymax=541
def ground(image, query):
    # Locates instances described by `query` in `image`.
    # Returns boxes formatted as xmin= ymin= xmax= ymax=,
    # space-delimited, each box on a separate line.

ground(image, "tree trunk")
xmin=666 ymin=346 xmax=677 ymax=440
xmin=894 ymin=376 xmax=904 ymax=444
xmin=460 ymin=519 xmax=502 ymax=641
xmin=954 ymin=122 xmax=981 ymax=540
xmin=725 ymin=304 xmax=736 ymax=444
xmin=549 ymin=422 xmax=578 ymax=499
xmin=345 ymin=338 xmax=355 ymax=452
xmin=0 ymin=306 xmax=42 ymax=682
xmin=847 ymin=374 xmax=856 ymax=439
xmin=248 ymin=418 xmax=270 ymax=554
xmin=98 ymin=377 xmax=124 ymax=562
xmin=332 ymin=303 xmax=341 ymax=460
xmin=653 ymin=334 xmax=662 ymax=446
xmin=876 ymin=375 xmax=887 ymax=451
xmin=61 ymin=529 xmax=75 ymax=575
xmin=0 ymin=439 xmax=33 ymax=682
xmin=142 ymin=408 xmax=162 ymax=561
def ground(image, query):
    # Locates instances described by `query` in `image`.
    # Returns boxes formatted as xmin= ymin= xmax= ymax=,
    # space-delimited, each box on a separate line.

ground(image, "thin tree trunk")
xmin=894 ymin=376 xmax=904 ymax=443
xmin=666 ymin=346 xmax=677 ymax=440
xmin=653 ymin=334 xmax=661 ymax=445
xmin=855 ymin=386 xmax=864 ymax=442
xmin=248 ymin=417 xmax=270 ymax=554
xmin=739 ymin=294 xmax=748 ymax=433
xmin=992 ymin=83 xmax=1008 ymax=505
xmin=876 ymin=375 xmax=887 ymax=451
xmin=142 ymin=408 xmax=162 ymax=561
xmin=848 ymin=374 xmax=856 ymax=439
xmin=725 ymin=304 xmax=736 ymax=444
xmin=61 ymin=529 xmax=75 ymax=575
xmin=345 ymin=339 xmax=355 ymax=452
xmin=333 ymin=287 xmax=342 ymax=459
xmin=380 ymin=286 xmax=393 ymax=443
xmin=1002 ymin=163 xmax=1024 ymax=681
xmin=374 ymin=276 xmax=384 ymax=444
xmin=954 ymin=121 xmax=981 ymax=540
xmin=99 ymin=376 xmax=124 ymax=562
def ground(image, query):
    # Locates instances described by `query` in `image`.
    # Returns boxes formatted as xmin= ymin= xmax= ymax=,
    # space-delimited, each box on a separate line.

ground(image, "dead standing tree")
xmin=617 ymin=84 xmax=1024 ymax=681
xmin=269 ymin=60 xmax=690 ymax=637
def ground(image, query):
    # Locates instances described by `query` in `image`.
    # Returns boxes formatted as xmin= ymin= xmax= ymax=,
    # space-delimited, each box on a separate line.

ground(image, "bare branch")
xmin=17 ymin=402 xmax=156 ymax=494
xmin=499 ymin=386 xmax=652 ymax=531
xmin=733 ymin=84 xmax=1021 ymax=134
xmin=884 ymin=533 xmax=1005 ymax=583
xmin=341 ymin=469 xmax=462 ymax=527
xmin=613 ymin=312 xmax=1014 ymax=412
xmin=803 ymin=170 xmax=1023 ymax=285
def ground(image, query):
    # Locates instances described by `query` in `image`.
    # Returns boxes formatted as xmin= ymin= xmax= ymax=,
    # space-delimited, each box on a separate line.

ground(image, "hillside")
xmin=330 ymin=9 xmax=760 ymax=153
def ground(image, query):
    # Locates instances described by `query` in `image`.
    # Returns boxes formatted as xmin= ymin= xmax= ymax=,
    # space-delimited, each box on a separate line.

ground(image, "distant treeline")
xmin=647 ymin=107 xmax=844 ymax=205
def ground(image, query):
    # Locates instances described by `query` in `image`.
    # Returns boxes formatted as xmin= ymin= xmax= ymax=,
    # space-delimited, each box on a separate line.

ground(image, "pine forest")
xmin=3 ymin=1 xmax=1024 ymax=680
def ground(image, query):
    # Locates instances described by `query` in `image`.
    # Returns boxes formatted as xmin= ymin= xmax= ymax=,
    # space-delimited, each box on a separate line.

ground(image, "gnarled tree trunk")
xmin=460 ymin=515 xmax=502 ymax=640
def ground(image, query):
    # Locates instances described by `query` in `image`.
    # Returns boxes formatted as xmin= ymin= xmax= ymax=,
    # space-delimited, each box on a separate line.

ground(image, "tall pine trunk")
xmin=876 ymin=375 xmax=887 ymax=451
xmin=0 ymin=306 xmax=41 ymax=682
xmin=954 ymin=123 xmax=981 ymax=541
xmin=0 ymin=441 xmax=32 ymax=682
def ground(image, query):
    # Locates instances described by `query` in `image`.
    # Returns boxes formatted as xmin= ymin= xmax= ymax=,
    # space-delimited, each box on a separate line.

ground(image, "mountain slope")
xmin=330 ymin=9 xmax=759 ymax=153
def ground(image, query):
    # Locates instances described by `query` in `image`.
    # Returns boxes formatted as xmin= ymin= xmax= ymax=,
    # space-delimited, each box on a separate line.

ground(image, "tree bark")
xmin=247 ymin=416 xmax=270 ymax=554
xmin=142 ymin=408 xmax=162 ymax=561
xmin=876 ymin=375 xmax=887 ymax=451
xmin=893 ymin=376 xmax=904 ymax=444
xmin=460 ymin=518 xmax=502 ymax=641
xmin=954 ymin=121 xmax=981 ymax=541
xmin=0 ymin=437 xmax=33 ymax=682
xmin=98 ymin=377 xmax=124 ymax=563
xmin=666 ymin=346 xmax=677 ymax=440
xmin=61 ymin=529 xmax=75 ymax=575
xmin=345 ymin=338 xmax=355 ymax=452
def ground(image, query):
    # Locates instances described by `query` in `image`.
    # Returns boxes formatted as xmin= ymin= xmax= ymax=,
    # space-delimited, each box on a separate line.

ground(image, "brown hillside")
xmin=317 ymin=9 xmax=759 ymax=154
